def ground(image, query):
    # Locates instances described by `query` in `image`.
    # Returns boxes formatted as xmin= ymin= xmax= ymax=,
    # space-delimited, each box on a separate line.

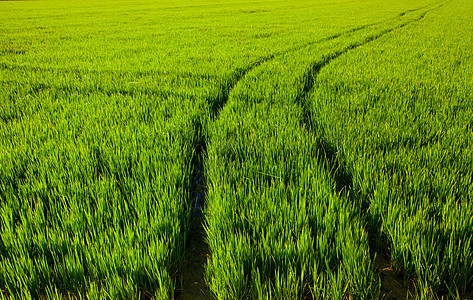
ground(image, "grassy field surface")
xmin=1 ymin=0 xmax=471 ymax=299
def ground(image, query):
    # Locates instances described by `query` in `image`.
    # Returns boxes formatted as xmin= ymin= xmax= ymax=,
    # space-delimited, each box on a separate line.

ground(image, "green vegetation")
xmin=0 ymin=0 xmax=471 ymax=299
xmin=307 ymin=0 xmax=473 ymax=297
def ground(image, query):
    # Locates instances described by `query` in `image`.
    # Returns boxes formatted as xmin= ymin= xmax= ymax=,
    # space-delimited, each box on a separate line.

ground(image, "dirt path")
xmin=178 ymin=215 xmax=209 ymax=300
xmin=375 ymin=255 xmax=412 ymax=300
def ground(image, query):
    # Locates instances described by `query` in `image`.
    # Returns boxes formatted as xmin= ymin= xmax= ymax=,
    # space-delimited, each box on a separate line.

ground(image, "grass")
xmin=307 ymin=0 xmax=473 ymax=297
xmin=0 ymin=0 xmax=471 ymax=298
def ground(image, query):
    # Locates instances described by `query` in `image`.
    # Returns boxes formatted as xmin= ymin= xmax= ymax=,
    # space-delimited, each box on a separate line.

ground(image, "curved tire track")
xmin=292 ymin=2 xmax=448 ymax=299
xmin=179 ymin=2 xmax=446 ymax=298
xmin=209 ymin=1 xmax=441 ymax=119
xmin=295 ymin=1 xmax=447 ymax=193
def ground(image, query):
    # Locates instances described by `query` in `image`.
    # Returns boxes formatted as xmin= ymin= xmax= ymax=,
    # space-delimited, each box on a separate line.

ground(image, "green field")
xmin=1 ymin=0 xmax=472 ymax=299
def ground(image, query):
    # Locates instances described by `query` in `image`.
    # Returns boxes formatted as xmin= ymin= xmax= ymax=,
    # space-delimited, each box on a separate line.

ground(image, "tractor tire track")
xmin=208 ymin=0 xmax=438 ymax=119
xmin=295 ymin=1 xmax=447 ymax=193
xmin=178 ymin=3 xmax=446 ymax=299
xmin=293 ymin=2 xmax=447 ymax=299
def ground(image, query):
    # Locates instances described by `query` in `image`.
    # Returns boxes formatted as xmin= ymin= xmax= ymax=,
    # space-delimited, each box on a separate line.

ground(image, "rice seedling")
xmin=1 ymin=0 xmax=470 ymax=298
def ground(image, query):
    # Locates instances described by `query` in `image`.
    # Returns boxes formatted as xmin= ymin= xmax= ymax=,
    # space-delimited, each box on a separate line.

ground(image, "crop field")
xmin=0 ymin=0 xmax=472 ymax=299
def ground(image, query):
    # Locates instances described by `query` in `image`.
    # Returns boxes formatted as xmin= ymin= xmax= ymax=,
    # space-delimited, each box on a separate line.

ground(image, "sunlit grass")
xmin=0 ymin=0 xmax=471 ymax=298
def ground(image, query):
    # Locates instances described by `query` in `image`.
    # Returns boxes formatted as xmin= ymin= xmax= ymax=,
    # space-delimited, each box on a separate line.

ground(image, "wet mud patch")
xmin=178 ymin=137 xmax=209 ymax=299
xmin=375 ymin=255 xmax=412 ymax=300
xmin=178 ymin=216 xmax=209 ymax=300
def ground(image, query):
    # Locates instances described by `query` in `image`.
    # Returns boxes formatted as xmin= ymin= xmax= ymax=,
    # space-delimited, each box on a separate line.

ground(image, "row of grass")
xmin=306 ymin=0 xmax=473 ymax=298
xmin=0 ymin=79 xmax=210 ymax=298
xmin=205 ymin=100 xmax=377 ymax=298
xmin=1 ymin=1 xmax=225 ymax=296
xmin=202 ymin=5 xmax=444 ymax=298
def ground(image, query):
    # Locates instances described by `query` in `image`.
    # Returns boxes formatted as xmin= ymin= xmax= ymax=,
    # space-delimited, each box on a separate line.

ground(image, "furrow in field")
xmin=178 ymin=55 xmax=275 ymax=299
xmin=285 ymin=1 xmax=437 ymax=55
xmin=292 ymin=3 xmax=449 ymax=299
xmin=200 ymin=2 xmax=449 ymax=299
xmin=206 ymin=0 xmax=443 ymax=122
xmin=177 ymin=120 xmax=209 ymax=300
xmin=297 ymin=1 xmax=447 ymax=106
xmin=205 ymin=71 xmax=377 ymax=299
xmin=206 ymin=1 xmax=440 ymax=119
xmin=293 ymin=1 xmax=447 ymax=195
xmin=303 ymin=0 xmax=472 ymax=297
xmin=176 ymin=13 xmax=407 ymax=297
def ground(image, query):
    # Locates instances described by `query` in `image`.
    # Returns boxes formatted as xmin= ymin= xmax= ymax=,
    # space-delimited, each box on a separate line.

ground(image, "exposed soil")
xmin=375 ymin=255 xmax=412 ymax=300
xmin=461 ymin=292 xmax=473 ymax=300
xmin=178 ymin=216 xmax=209 ymax=300
xmin=178 ymin=141 xmax=209 ymax=300
xmin=374 ymin=248 xmax=473 ymax=299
